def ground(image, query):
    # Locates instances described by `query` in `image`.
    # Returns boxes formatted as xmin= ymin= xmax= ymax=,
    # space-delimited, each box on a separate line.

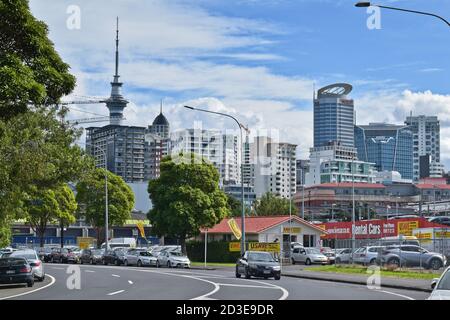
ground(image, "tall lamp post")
xmin=85 ymin=143 xmax=109 ymax=251
xmin=355 ymin=2 xmax=450 ymax=27
xmin=184 ymin=106 xmax=249 ymax=255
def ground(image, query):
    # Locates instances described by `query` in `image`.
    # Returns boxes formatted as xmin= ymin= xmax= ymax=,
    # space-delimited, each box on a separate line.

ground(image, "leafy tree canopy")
xmin=254 ymin=192 xmax=298 ymax=216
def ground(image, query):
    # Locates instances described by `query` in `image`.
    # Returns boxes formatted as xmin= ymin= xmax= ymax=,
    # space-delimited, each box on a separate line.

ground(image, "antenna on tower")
xmin=313 ymin=82 xmax=316 ymax=100
xmin=115 ymin=16 xmax=120 ymax=78
xmin=160 ymin=99 xmax=163 ymax=114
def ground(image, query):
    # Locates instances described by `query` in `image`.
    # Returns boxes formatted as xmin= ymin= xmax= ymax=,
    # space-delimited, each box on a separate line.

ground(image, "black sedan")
xmin=0 ymin=257 xmax=34 ymax=287
xmin=102 ymin=249 xmax=126 ymax=266
xmin=80 ymin=249 xmax=104 ymax=265
xmin=236 ymin=251 xmax=281 ymax=280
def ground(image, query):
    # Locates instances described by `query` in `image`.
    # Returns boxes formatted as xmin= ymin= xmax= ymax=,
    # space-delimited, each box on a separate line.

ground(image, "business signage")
xmin=283 ymin=227 xmax=301 ymax=234
xmin=228 ymin=242 xmax=280 ymax=253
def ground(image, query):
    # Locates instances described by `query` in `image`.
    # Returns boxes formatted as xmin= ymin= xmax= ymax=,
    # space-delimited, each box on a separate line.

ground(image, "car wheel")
xmin=305 ymin=258 xmax=311 ymax=266
xmin=167 ymin=261 xmax=171 ymax=268
xmin=103 ymin=259 xmax=107 ymax=265
xmin=115 ymin=260 xmax=119 ymax=266
xmin=369 ymin=258 xmax=377 ymax=265
xmin=274 ymin=275 xmax=281 ymax=280
xmin=124 ymin=260 xmax=128 ymax=266
xmin=430 ymin=258 xmax=442 ymax=271
xmin=80 ymin=259 xmax=84 ymax=265
xmin=388 ymin=258 xmax=400 ymax=269
xmin=263 ymin=276 xmax=269 ymax=280
xmin=291 ymin=258 xmax=296 ymax=265
xmin=235 ymin=267 xmax=241 ymax=278
xmin=156 ymin=260 xmax=160 ymax=268
xmin=137 ymin=260 xmax=142 ymax=267
xmin=245 ymin=268 xmax=251 ymax=279
xmin=38 ymin=274 xmax=45 ymax=282
xmin=59 ymin=257 xmax=63 ymax=264
xmin=336 ymin=258 xmax=341 ymax=264
xmin=27 ymin=280 xmax=34 ymax=287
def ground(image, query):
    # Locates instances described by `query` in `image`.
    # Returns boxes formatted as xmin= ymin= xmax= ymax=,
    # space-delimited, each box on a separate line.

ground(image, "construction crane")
xmin=57 ymin=98 xmax=125 ymax=125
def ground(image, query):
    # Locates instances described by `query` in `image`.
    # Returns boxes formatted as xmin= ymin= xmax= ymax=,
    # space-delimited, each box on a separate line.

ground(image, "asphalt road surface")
xmin=0 ymin=263 xmax=430 ymax=300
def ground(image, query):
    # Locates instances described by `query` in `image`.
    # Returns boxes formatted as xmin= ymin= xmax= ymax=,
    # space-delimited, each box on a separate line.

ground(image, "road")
xmin=0 ymin=263 xmax=429 ymax=300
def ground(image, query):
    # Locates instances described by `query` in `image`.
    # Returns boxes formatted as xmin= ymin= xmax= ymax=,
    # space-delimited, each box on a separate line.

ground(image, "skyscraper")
xmin=405 ymin=115 xmax=443 ymax=181
xmin=354 ymin=123 xmax=413 ymax=180
xmin=314 ymin=83 xmax=355 ymax=148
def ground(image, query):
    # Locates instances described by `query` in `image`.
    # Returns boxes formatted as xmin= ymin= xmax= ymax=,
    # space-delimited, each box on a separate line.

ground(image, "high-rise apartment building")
xmin=405 ymin=115 xmax=442 ymax=181
xmin=354 ymin=123 xmax=413 ymax=180
xmin=314 ymin=83 xmax=355 ymax=148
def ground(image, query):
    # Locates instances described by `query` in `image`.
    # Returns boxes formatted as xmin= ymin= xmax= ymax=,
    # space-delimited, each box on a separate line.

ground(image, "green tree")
xmin=148 ymin=155 xmax=230 ymax=254
xmin=24 ymin=184 xmax=77 ymax=247
xmin=226 ymin=194 xmax=252 ymax=217
xmin=76 ymin=168 xmax=135 ymax=247
xmin=0 ymin=0 xmax=76 ymax=120
xmin=253 ymin=192 xmax=298 ymax=216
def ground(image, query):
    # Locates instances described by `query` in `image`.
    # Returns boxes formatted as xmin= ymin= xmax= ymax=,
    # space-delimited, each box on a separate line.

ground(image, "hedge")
xmin=187 ymin=241 xmax=241 ymax=263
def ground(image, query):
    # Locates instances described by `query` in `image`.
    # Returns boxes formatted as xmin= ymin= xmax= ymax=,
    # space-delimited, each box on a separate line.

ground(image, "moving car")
xmin=7 ymin=249 xmax=45 ymax=282
xmin=235 ymin=251 xmax=281 ymax=280
xmin=291 ymin=247 xmax=328 ymax=265
xmin=80 ymin=249 xmax=104 ymax=265
xmin=156 ymin=251 xmax=190 ymax=268
xmin=429 ymin=266 xmax=450 ymax=300
xmin=0 ymin=257 xmax=34 ymax=287
xmin=381 ymin=245 xmax=447 ymax=270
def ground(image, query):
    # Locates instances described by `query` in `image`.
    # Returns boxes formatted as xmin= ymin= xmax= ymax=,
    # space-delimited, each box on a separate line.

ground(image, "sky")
xmin=29 ymin=0 xmax=450 ymax=167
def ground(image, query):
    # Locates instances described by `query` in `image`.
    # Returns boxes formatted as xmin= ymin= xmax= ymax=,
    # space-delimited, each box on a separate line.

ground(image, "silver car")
xmin=352 ymin=246 xmax=384 ymax=266
xmin=381 ymin=245 xmax=447 ymax=270
xmin=429 ymin=267 xmax=450 ymax=300
xmin=124 ymin=249 xmax=157 ymax=267
xmin=291 ymin=247 xmax=328 ymax=265
xmin=8 ymin=249 xmax=45 ymax=281
xmin=335 ymin=248 xmax=352 ymax=264
xmin=156 ymin=251 xmax=190 ymax=268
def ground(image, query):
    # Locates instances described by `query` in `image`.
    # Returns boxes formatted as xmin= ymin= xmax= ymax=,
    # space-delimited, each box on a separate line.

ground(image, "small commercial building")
xmin=200 ymin=215 xmax=327 ymax=254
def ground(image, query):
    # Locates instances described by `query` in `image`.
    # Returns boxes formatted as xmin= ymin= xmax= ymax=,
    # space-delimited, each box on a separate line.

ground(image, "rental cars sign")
xmin=318 ymin=218 xmax=439 ymax=240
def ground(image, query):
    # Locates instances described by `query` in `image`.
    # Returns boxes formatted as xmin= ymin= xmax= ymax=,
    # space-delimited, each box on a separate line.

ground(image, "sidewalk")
xmin=281 ymin=265 xmax=433 ymax=292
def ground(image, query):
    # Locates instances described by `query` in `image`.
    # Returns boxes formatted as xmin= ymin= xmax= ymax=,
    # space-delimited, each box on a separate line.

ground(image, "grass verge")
xmin=305 ymin=265 xmax=440 ymax=280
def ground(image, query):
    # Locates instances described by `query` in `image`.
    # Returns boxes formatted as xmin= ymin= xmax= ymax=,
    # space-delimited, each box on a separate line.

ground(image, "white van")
xmin=101 ymin=238 xmax=136 ymax=250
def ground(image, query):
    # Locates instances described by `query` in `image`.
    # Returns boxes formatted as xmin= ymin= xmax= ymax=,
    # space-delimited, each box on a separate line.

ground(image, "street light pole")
xmin=184 ymin=106 xmax=249 ymax=255
xmin=351 ymin=158 xmax=356 ymax=263
xmin=355 ymin=2 xmax=450 ymax=27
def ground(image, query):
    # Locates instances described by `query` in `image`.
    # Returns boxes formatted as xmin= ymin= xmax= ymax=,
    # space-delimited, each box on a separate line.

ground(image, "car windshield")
xmin=306 ymin=248 xmax=321 ymax=255
xmin=437 ymin=271 xmax=450 ymax=290
xmin=170 ymin=252 xmax=183 ymax=257
xmin=139 ymin=252 xmax=152 ymax=256
xmin=248 ymin=252 xmax=274 ymax=262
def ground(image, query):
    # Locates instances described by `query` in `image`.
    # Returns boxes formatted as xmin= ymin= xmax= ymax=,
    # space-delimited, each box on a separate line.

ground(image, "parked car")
xmin=124 ymin=249 xmax=157 ymax=267
xmin=102 ymin=249 xmax=126 ymax=266
xmin=335 ymin=248 xmax=353 ymax=264
xmin=381 ymin=245 xmax=447 ymax=270
xmin=156 ymin=250 xmax=190 ymax=268
xmin=429 ymin=266 xmax=450 ymax=300
xmin=49 ymin=247 xmax=71 ymax=263
xmin=0 ymin=257 xmax=34 ymax=287
xmin=291 ymin=247 xmax=328 ymax=265
xmin=67 ymin=249 xmax=82 ymax=264
xmin=235 ymin=251 xmax=281 ymax=280
xmin=428 ymin=216 xmax=450 ymax=227
xmin=36 ymin=247 xmax=53 ymax=263
xmin=7 ymin=249 xmax=45 ymax=282
xmin=352 ymin=246 xmax=384 ymax=266
xmin=321 ymin=247 xmax=336 ymax=264
xmin=80 ymin=249 xmax=104 ymax=265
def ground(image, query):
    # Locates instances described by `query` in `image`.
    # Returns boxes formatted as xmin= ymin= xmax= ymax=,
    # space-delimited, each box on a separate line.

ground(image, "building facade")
xmin=144 ymin=110 xmax=170 ymax=181
xmin=314 ymin=83 xmax=355 ymax=148
xmin=405 ymin=115 xmax=442 ymax=182
xmin=305 ymin=141 xmax=376 ymax=187
xmin=296 ymin=159 xmax=310 ymax=191
xmin=354 ymin=123 xmax=413 ymax=180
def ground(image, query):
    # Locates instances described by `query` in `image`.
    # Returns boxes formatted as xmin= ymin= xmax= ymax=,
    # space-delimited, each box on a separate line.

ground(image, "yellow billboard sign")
xmin=283 ymin=227 xmax=301 ymax=234
xmin=397 ymin=221 xmax=419 ymax=236
xmin=249 ymin=242 xmax=280 ymax=253
xmin=229 ymin=242 xmax=241 ymax=252
xmin=77 ymin=237 xmax=95 ymax=249
xmin=136 ymin=221 xmax=146 ymax=238
xmin=436 ymin=231 xmax=450 ymax=238
xmin=227 ymin=218 xmax=242 ymax=240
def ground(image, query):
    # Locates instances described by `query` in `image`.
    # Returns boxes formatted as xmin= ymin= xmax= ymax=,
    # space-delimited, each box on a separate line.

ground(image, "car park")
xmin=7 ymin=249 xmax=45 ymax=281
xmin=156 ymin=250 xmax=190 ymax=268
xmin=0 ymin=257 xmax=34 ymax=287
xmin=80 ymin=249 xmax=104 ymax=265
xmin=235 ymin=251 xmax=281 ymax=280
xmin=429 ymin=266 xmax=450 ymax=300
xmin=291 ymin=247 xmax=328 ymax=265
xmin=381 ymin=245 xmax=447 ymax=270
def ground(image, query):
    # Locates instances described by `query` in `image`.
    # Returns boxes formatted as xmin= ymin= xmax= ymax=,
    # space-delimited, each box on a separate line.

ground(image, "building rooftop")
xmin=314 ymin=183 xmax=386 ymax=189
xmin=152 ymin=113 xmax=169 ymax=126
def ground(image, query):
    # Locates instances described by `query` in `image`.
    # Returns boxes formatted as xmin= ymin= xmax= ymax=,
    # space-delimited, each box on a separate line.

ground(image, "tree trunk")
xmin=96 ymin=227 xmax=101 ymax=249
xmin=38 ymin=227 xmax=45 ymax=248
xmin=180 ymin=236 xmax=187 ymax=256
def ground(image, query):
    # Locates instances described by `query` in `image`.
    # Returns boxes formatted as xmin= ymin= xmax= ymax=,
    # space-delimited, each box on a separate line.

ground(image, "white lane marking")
xmin=50 ymin=267 xmax=64 ymax=270
xmin=111 ymin=274 xmax=120 ymax=278
xmin=217 ymin=283 xmax=278 ymax=289
xmin=379 ymin=290 xmax=415 ymax=300
xmin=85 ymin=270 xmax=95 ymax=273
xmin=128 ymin=280 xmax=133 ymax=284
xmin=0 ymin=275 xmax=56 ymax=300
xmin=107 ymin=290 xmax=125 ymax=296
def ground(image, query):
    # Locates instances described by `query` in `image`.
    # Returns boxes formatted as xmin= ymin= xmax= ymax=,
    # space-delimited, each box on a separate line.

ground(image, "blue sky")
xmin=29 ymin=0 xmax=450 ymax=166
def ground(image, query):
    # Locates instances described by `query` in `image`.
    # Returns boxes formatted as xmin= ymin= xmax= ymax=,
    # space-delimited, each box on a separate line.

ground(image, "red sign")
xmin=319 ymin=218 xmax=442 ymax=240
